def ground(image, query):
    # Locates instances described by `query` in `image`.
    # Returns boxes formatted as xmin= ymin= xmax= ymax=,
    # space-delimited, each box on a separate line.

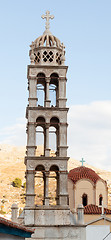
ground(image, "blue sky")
xmin=0 ymin=0 xmax=111 ymax=170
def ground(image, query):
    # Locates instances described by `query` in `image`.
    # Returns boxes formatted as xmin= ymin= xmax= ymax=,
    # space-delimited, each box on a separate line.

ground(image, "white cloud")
xmin=0 ymin=118 xmax=26 ymax=146
xmin=0 ymin=101 xmax=111 ymax=171
xmin=68 ymin=101 xmax=111 ymax=170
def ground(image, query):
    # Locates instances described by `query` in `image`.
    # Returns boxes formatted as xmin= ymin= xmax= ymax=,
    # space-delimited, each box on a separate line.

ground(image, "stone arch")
xmin=36 ymin=117 xmax=45 ymax=156
xmin=50 ymin=73 xmax=59 ymax=107
xmin=35 ymin=164 xmax=45 ymax=172
xmin=49 ymin=165 xmax=60 ymax=205
xmin=36 ymin=116 xmax=45 ymax=126
xmin=49 ymin=117 xmax=60 ymax=156
xmin=50 ymin=165 xmax=59 ymax=172
xmin=37 ymin=72 xmax=46 ymax=107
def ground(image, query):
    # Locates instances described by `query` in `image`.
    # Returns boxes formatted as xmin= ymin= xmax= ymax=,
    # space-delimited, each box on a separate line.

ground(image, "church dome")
xmin=29 ymin=11 xmax=65 ymax=66
xmin=33 ymin=33 xmax=62 ymax=48
xmin=68 ymin=166 xmax=101 ymax=184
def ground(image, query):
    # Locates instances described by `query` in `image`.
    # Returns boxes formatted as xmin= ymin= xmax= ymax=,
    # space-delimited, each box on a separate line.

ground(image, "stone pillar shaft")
xmin=44 ymin=172 xmax=49 ymax=205
xmin=26 ymin=171 xmax=35 ymax=207
xmin=59 ymin=172 xmax=68 ymax=205
xmin=45 ymin=125 xmax=50 ymax=156
xmin=45 ymin=79 xmax=50 ymax=107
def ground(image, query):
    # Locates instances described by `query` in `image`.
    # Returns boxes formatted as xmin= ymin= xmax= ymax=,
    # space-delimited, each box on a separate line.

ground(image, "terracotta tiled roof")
xmin=0 ymin=217 xmax=34 ymax=233
xmin=84 ymin=204 xmax=111 ymax=214
xmin=68 ymin=166 xmax=101 ymax=184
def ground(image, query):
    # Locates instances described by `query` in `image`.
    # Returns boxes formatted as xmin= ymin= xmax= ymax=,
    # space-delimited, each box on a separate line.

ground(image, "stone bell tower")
xmin=24 ymin=11 xmax=86 ymax=240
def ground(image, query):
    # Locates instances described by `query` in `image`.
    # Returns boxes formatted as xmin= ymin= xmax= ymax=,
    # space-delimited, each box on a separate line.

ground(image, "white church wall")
xmin=75 ymin=179 xmax=94 ymax=209
xmin=86 ymin=225 xmax=110 ymax=240
xmin=96 ymin=180 xmax=107 ymax=206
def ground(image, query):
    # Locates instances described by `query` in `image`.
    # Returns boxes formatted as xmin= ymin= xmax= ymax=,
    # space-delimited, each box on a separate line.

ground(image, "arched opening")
xmin=99 ymin=194 xmax=103 ymax=206
xmin=82 ymin=193 xmax=88 ymax=207
xmin=36 ymin=117 xmax=45 ymax=156
xmin=49 ymin=73 xmax=59 ymax=107
xmin=35 ymin=165 xmax=45 ymax=206
xmin=49 ymin=117 xmax=59 ymax=156
xmin=37 ymin=73 xmax=45 ymax=107
xmin=49 ymin=165 xmax=59 ymax=205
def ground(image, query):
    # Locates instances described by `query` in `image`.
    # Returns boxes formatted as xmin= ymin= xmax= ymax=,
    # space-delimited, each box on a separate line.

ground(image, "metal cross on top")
xmin=80 ymin=158 xmax=85 ymax=166
xmin=41 ymin=10 xmax=54 ymax=31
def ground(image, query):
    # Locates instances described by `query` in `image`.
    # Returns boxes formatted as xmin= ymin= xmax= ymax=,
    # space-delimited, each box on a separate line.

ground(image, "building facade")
xmin=68 ymin=166 xmax=108 ymax=211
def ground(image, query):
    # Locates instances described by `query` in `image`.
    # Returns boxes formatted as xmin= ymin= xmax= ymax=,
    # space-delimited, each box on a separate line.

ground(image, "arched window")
xmin=35 ymin=165 xmax=45 ymax=206
xmin=49 ymin=117 xmax=59 ymax=156
xmin=99 ymin=194 xmax=103 ymax=206
xmin=49 ymin=73 xmax=59 ymax=107
xmin=36 ymin=117 xmax=45 ymax=156
xmin=37 ymin=73 xmax=45 ymax=107
xmin=49 ymin=165 xmax=59 ymax=205
xmin=82 ymin=193 xmax=88 ymax=207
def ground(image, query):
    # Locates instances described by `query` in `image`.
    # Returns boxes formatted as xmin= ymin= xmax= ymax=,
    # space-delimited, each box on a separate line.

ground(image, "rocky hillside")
xmin=0 ymin=144 xmax=111 ymax=218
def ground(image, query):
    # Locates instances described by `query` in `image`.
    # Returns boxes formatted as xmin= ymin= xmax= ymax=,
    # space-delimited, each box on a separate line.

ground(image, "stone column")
xmin=59 ymin=124 xmax=68 ymax=157
xmin=56 ymin=173 xmax=59 ymax=204
xmin=44 ymin=172 xmax=49 ymax=206
xmin=72 ymin=208 xmax=77 ymax=224
xmin=56 ymin=129 xmax=59 ymax=156
xmin=58 ymin=79 xmax=67 ymax=108
xmin=77 ymin=204 xmax=84 ymax=225
xmin=27 ymin=123 xmax=36 ymax=156
xmin=11 ymin=203 xmax=18 ymax=222
xmin=59 ymin=171 xmax=69 ymax=206
xmin=28 ymin=78 xmax=37 ymax=107
xmin=26 ymin=170 xmax=35 ymax=207
xmin=45 ymin=124 xmax=50 ymax=156
xmin=45 ymin=79 xmax=51 ymax=107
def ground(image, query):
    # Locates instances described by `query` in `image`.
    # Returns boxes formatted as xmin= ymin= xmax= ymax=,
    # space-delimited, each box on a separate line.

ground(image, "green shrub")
xmin=23 ymin=182 xmax=26 ymax=188
xmin=13 ymin=178 xmax=22 ymax=188
xmin=0 ymin=210 xmax=6 ymax=215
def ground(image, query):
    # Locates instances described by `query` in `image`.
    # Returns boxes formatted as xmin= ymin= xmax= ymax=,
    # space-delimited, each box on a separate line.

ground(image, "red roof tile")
xmin=84 ymin=204 xmax=111 ymax=214
xmin=0 ymin=217 xmax=34 ymax=233
xmin=68 ymin=166 xmax=101 ymax=184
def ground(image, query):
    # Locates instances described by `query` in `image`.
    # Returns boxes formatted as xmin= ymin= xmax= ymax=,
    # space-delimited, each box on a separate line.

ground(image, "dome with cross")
xmin=68 ymin=166 xmax=108 ymax=212
xmin=29 ymin=11 xmax=65 ymax=66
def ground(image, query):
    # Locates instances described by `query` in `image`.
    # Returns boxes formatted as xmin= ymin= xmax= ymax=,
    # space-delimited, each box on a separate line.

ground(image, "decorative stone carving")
xmin=29 ymin=164 xmax=34 ymax=169
xmin=30 ymin=68 xmax=37 ymax=76
xmin=44 ymin=162 xmax=50 ymax=171
xmin=60 ymin=164 xmax=65 ymax=171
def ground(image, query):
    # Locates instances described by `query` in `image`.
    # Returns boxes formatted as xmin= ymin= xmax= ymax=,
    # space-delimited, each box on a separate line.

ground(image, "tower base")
xmin=26 ymin=225 xmax=86 ymax=240
xmin=22 ymin=207 xmax=86 ymax=240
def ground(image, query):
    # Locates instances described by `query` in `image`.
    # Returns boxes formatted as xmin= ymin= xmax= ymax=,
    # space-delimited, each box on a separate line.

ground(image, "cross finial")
xmin=41 ymin=11 xmax=54 ymax=33
xmin=80 ymin=158 xmax=85 ymax=166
